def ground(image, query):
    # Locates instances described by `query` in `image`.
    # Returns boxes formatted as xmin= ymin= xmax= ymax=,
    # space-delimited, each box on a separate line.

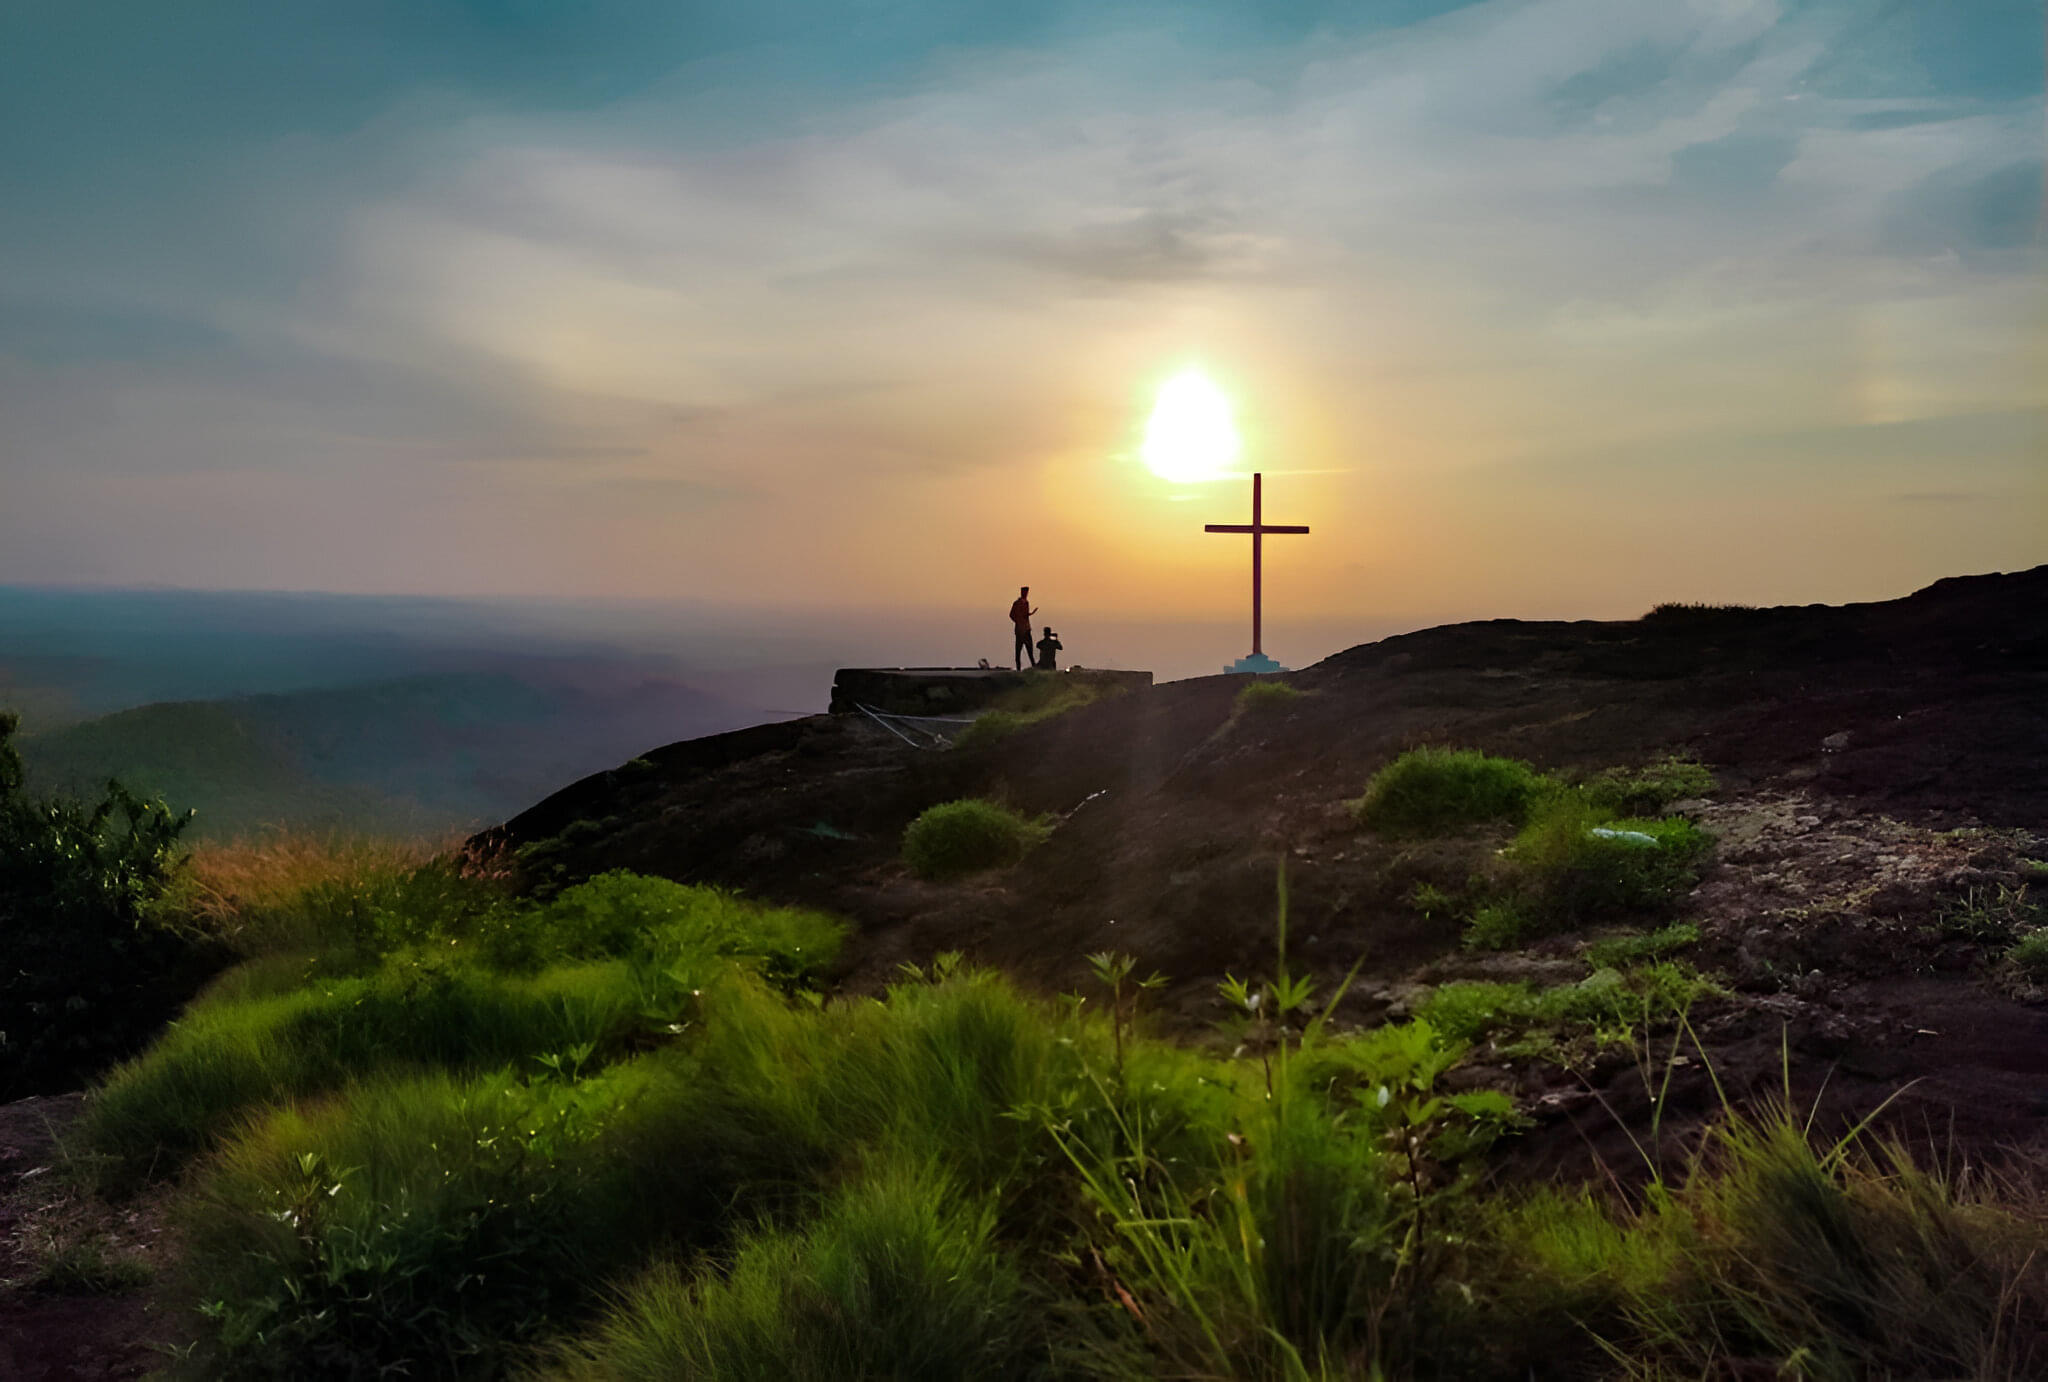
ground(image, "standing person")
xmin=1009 ymin=586 xmax=1037 ymax=669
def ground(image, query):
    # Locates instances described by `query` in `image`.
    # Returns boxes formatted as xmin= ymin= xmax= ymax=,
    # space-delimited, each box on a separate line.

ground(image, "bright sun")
xmin=1140 ymin=368 xmax=1240 ymax=483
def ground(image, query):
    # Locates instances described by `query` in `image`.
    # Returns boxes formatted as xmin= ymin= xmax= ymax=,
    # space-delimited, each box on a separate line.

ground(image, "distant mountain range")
xmin=19 ymin=670 xmax=767 ymax=839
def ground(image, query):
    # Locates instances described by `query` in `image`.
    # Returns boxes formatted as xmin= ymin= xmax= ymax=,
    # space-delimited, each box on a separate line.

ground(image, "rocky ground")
xmin=481 ymin=566 xmax=2048 ymax=1168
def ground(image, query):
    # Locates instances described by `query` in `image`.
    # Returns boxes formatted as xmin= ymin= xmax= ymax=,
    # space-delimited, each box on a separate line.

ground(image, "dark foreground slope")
xmin=478 ymin=568 xmax=2048 ymax=1160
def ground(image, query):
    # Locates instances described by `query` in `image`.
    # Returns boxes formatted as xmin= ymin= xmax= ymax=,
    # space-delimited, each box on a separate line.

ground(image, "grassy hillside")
xmin=26 ymin=840 xmax=2046 ymax=1379
xmin=20 ymin=700 xmax=398 ymax=837
xmin=8 ymin=571 xmax=2047 ymax=1377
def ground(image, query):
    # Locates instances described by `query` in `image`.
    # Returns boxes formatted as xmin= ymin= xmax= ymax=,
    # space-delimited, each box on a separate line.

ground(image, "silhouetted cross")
xmin=1205 ymin=472 xmax=1308 ymax=658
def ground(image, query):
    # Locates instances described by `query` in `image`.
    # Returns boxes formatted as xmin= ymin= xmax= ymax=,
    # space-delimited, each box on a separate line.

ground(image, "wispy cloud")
xmin=1 ymin=0 xmax=2039 ymax=609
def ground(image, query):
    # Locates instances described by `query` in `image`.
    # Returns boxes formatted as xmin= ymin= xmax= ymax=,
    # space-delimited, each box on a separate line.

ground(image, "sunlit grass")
xmin=77 ymin=819 xmax=2048 ymax=1379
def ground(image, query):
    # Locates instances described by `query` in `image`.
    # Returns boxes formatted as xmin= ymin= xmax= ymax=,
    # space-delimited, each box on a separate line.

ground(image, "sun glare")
xmin=1141 ymin=368 xmax=1240 ymax=484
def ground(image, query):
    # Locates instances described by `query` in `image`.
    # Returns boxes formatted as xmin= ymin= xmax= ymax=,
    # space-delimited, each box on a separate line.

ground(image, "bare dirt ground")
xmin=0 ymin=1095 xmax=170 ymax=1381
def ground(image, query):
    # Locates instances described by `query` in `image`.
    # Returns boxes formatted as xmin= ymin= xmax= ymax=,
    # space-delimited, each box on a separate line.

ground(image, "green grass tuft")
xmin=1417 ymin=963 xmax=1716 ymax=1046
xmin=1584 ymin=922 xmax=1702 ymax=969
xmin=547 ymin=1170 xmax=1037 ymax=1382
xmin=1463 ymin=898 xmax=1534 ymax=951
xmin=180 ymin=1068 xmax=642 ymax=1375
xmin=74 ymin=872 xmax=843 ymax=1189
xmin=1234 ymin=679 xmax=1302 ymax=714
xmin=1580 ymin=756 xmax=1716 ymax=814
xmin=952 ymin=679 xmax=1110 ymax=751
xmin=1506 ymin=794 xmax=1711 ymax=923
xmin=901 ymin=799 xmax=1051 ymax=880
xmin=1933 ymin=883 xmax=2039 ymax=944
xmin=1348 ymin=747 xmax=1550 ymax=834
xmin=28 ymin=1236 xmax=154 ymax=1294
xmin=2009 ymin=930 xmax=2048 ymax=983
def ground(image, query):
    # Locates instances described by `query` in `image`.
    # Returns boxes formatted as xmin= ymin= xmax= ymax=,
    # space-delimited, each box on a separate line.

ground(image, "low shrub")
xmin=1234 ymin=679 xmax=1302 ymax=714
xmin=1580 ymin=756 xmax=1716 ymax=815
xmin=901 ymin=800 xmax=1051 ymax=880
xmin=0 ymin=711 xmax=212 ymax=1097
xmin=1349 ymin=747 xmax=1550 ymax=835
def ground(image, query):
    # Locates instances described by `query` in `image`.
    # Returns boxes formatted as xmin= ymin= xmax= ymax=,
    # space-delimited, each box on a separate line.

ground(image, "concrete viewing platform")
xmin=829 ymin=666 xmax=1153 ymax=717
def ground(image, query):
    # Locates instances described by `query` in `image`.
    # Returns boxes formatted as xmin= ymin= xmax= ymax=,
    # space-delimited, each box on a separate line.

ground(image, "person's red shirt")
xmin=1010 ymin=596 xmax=1032 ymax=629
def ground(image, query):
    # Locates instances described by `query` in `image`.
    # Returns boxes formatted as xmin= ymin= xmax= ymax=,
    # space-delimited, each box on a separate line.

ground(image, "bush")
xmin=1507 ymin=795 xmax=1711 ymax=923
xmin=0 ymin=711 xmax=212 ymax=1097
xmin=1234 ymin=679 xmax=1302 ymax=714
xmin=1581 ymin=756 xmax=1716 ymax=815
xmin=1349 ymin=747 xmax=1550 ymax=834
xmin=901 ymin=800 xmax=1050 ymax=880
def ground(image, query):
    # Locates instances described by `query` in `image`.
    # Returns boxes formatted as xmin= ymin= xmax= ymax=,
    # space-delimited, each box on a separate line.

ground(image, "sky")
xmin=1 ymin=0 xmax=2042 ymax=642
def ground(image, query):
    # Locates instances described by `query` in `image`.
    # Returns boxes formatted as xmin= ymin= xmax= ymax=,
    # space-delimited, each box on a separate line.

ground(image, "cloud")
xmin=1 ymin=0 xmax=2040 ymax=604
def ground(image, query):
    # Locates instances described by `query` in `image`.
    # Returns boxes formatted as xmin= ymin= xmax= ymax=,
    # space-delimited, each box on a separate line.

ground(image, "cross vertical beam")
xmin=1205 ymin=471 xmax=1308 ymax=660
xmin=1253 ymin=472 xmax=1264 ymax=654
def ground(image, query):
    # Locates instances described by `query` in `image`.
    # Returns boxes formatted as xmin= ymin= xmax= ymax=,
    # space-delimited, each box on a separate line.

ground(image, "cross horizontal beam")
xmin=1204 ymin=524 xmax=1309 ymax=534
